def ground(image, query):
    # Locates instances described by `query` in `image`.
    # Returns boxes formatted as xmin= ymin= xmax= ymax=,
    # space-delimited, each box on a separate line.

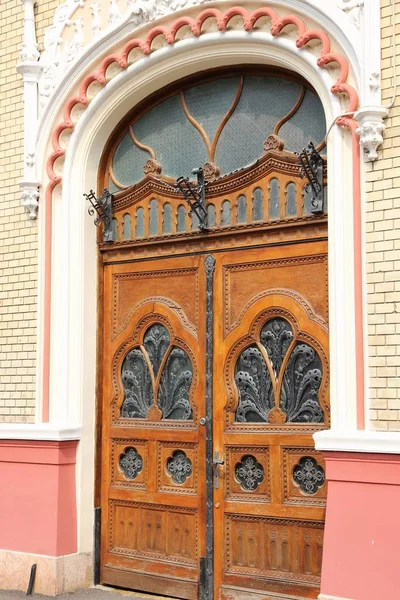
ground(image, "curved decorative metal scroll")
xmin=280 ymin=343 xmax=324 ymax=423
xmin=235 ymin=454 xmax=264 ymax=491
xmin=119 ymin=447 xmax=144 ymax=480
xmin=260 ymin=318 xmax=293 ymax=376
xmin=143 ymin=323 xmax=170 ymax=377
xmin=166 ymin=450 xmax=193 ymax=485
xmin=234 ymin=318 xmax=324 ymax=424
xmin=293 ymin=456 xmax=325 ymax=495
xmin=158 ymin=347 xmax=193 ymax=420
xmin=120 ymin=322 xmax=193 ymax=420
xmin=235 ymin=346 xmax=273 ymax=422
xmin=120 ymin=348 xmax=153 ymax=418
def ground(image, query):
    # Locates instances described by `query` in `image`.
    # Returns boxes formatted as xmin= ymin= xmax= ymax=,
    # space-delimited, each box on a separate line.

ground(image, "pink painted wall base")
xmin=320 ymin=451 xmax=400 ymax=600
xmin=0 ymin=440 xmax=78 ymax=557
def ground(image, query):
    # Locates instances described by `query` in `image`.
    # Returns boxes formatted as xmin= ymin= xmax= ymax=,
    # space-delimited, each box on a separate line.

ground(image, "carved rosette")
xmin=264 ymin=134 xmax=284 ymax=152
xmin=292 ymin=456 xmax=325 ymax=495
xmin=203 ymin=162 xmax=220 ymax=182
xmin=235 ymin=455 xmax=264 ymax=491
xmin=166 ymin=450 xmax=193 ymax=484
xmin=119 ymin=447 xmax=144 ymax=480
xmin=144 ymin=159 xmax=162 ymax=177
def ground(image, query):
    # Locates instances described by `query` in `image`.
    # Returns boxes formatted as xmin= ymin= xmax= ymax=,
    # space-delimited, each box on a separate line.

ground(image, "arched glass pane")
xmin=163 ymin=203 xmax=172 ymax=234
xmin=207 ymin=204 xmax=216 ymax=227
xmin=143 ymin=323 xmax=170 ymax=378
xmin=112 ymin=132 xmax=148 ymax=187
xmin=286 ymin=183 xmax=297 ymax=216
xmin=221 ymin=200 xmax=231 ymax=226
xmin=120 ymin=348 xmax=153 ymax=418
xmin=149 ymin=198 xmax=158 ymax=236
xmin=235 ymin=346 xmax=273 ymax=422
xmin=303 ymin=185 xmax=313 ymax=215
xmin=177 ymin=205 xmax=186 ymax=232
xmin=123 ymin=214 xmax=131 ymax=239
xmin=111 ymin=218 xmax=118 ymax=241
xmin=253 ymin=187 xmax=263 ymax=221
xmin=280 ymin=89 xmax=326 ymax=152
xmin=280 ymin=342 xmax=324 ymax=423
xmin=183 ymin=77 xmax=241 ymax=142
xmin=157 ymin=347 xmax=193 ymax=420
xmin=191 ymin=211 xmax=200 ymax=231
xmin=134 ymin=94 xmax=207 ymax=180
xmin=135 ymin=207 xmax=144 ymax=238
xmin=260 ymin=318 xmax=293 ymax=377
xmin=237 ymin=195 xmax=247 ymax=223
xmin=215 ymin=77 xmax=304 ymax=174
xmin=269 ymin=178 xmax=280 ymax=219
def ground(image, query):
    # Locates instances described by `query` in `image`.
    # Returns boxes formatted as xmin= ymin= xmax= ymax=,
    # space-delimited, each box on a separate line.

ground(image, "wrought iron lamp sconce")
xmin=175 ymin=167 xmax=208 ymax=231
xmin=84 ymin=188 xmax=113 ymax=243
xmin=297 ymin=142 xmax=324 ymax=215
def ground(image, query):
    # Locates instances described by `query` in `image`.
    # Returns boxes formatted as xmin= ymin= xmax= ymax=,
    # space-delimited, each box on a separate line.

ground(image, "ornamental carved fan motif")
xmin=120 ymin=322 xmax=194 ymax=420
xmin=234 ymin=317 xmax=325 ymax=424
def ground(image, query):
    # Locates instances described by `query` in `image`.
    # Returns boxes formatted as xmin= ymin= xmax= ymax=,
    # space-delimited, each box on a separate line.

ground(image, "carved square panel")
xmin=157 ymin=442 xmax=197 ymax=494
xmin=223 ymin=255 xmax=328 ymax=336
xmin=109 ymin=500 xmax=198 ymax=566
xmin=225 ymin=446 xmax=270 ymax=502
xmin=112 ymin=268 xmax=199 ymax=339
xmin=282 ymin=447 xmax=326 ymax=506
xmin=111 ymin=439 xmax=148 ymax=490
xmin=226 ymin=515 xmax=322 ymax=585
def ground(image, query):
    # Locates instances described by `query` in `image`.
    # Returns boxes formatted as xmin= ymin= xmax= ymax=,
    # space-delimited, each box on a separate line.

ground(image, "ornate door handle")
xmin=213 ymin=451 xmax=224 ymax=489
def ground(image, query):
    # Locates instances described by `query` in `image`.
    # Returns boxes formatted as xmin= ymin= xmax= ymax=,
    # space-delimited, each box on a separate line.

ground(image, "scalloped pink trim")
xmin=45 ymin=6 xmax=358 ymax=188
xmin=41 ymin=5 xmax=362 ymax=423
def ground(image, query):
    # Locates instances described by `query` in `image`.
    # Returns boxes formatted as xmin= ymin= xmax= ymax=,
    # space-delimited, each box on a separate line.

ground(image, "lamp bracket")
xmin=84 ymin=188 xmax=113 ymax=243
xmin=297 ymin=142 xmax=324 ymax=215
xmin=175 ymin=167 xmax=208 ymax=231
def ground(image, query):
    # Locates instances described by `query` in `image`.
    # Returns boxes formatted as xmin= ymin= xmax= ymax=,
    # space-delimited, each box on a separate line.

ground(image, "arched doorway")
xmin=97 ymin=66 xmax=329 ymax=600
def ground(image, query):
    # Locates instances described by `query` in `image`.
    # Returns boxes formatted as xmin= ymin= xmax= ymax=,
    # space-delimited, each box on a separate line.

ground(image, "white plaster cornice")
xmin=314 ymin=429 xmax=400 ymax=455
xmin=0 ymin=424 xmax=81 ymax=441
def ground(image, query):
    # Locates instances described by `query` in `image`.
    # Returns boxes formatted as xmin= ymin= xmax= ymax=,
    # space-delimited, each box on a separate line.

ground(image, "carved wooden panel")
xmin=111 ymin=439 xmax=148 ymax=490
xmin=226 ymin=516 xmax=323 ymax=585
xmin=283 ymin=448 xmax=326 ymax=506
xmin=157 ymin=442 xmax=198 ymax=495
xmin=112 ymin=268 xmax=199 ymax=339
xmin=224 ymin=255 xmax=328 ymax=335
xmin=109 ymin=501 xmax=198 ymax=566
xmin=225 ymin=447 xmax=270 ymax=502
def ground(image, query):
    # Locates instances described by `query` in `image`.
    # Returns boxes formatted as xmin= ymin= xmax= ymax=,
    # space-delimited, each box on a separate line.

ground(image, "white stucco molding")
xmin=37 ymin=0 xmax=361 ymax=119
xmin=0 ymin=424 xmax=81 ymax=441
xmin=18 ymin=0 xmax=42 ymax=219
xmin=355 ymin=105 xmax=389 ymax=162
xmin=314 ymin=429 xmax=400 ymax=454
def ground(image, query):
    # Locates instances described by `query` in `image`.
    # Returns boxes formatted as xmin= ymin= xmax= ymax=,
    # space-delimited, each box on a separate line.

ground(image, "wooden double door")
xmin=99 ymin=240 xmax=329 ymax=600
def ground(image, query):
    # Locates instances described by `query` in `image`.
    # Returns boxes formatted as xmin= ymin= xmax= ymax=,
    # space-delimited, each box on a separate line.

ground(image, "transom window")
xmin=106 ymin=70 xmax=326 ymax=192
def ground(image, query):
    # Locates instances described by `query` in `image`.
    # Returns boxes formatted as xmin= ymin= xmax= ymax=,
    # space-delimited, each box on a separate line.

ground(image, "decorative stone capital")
xmin=17 ymin=61 xmax=43 ymax=82
xmin=20 ymin=0 xmax=40 ymax=63
xmin=354 ymin=106 xmax=389 ymax=162
xmin=20 ymin=182 xmax=40 ymax=219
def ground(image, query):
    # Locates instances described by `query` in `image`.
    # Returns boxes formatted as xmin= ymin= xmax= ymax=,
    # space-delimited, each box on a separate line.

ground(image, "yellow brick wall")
xmin=0 ymin=0 xmax=62 ymax=423
xmin=367 ymin=1 xmax=400 ymax=430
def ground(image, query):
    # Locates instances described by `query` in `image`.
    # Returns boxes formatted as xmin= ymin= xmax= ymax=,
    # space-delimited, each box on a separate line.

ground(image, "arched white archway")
xmin=34 ymin=30 xmax=359 ymax=552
